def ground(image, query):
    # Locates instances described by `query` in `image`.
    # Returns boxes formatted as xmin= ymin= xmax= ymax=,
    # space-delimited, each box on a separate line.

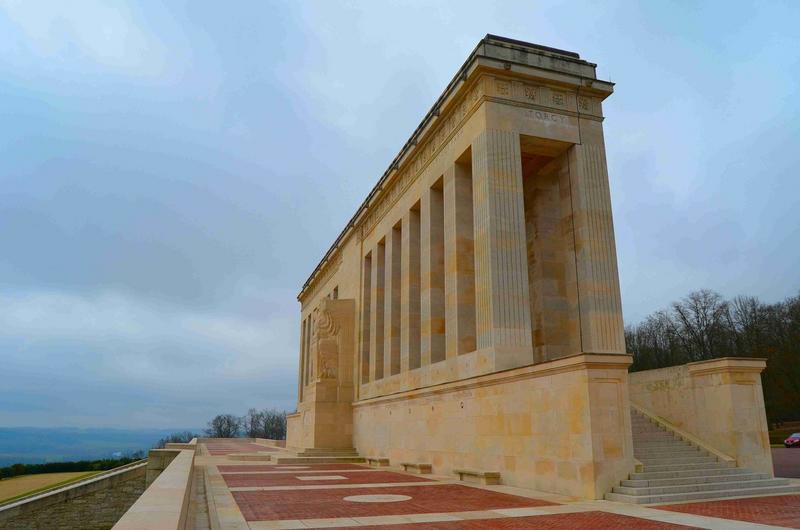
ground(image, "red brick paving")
xmin=773 ymin=448 xmax=800 ymax=478
xmin=658 ymin=494 xmax=800 ymax=529
xmin=222 ymin=470 xmax=432 ymax=487
xmin=205 ymin=442 xmax=278 ymax=455
xmin=217 ymin=463 xmax=369 ymax=472
xmin=233 ymin=484 xmax=556 ymax=521
xmin=326 ymin=512 xmax=699 ymax=529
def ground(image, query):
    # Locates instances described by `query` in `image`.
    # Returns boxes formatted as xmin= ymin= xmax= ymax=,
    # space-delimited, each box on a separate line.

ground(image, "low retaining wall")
xmin=629 ymin=357 xmax=772 ymax=474
xmin=0 ymin=461 xmax=147 ymax=530
xmin=113 ymin=448 xmax=195 ymax=530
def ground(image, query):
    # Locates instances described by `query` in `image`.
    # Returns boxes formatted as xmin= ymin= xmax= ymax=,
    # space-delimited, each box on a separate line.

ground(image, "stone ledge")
xmin=687 ymin=357 xmax=767 ymax=376
xmin=113 ymin=449 xmax=195 ymax=530
xmin=354 ymin=353 xmax=632 ymax=407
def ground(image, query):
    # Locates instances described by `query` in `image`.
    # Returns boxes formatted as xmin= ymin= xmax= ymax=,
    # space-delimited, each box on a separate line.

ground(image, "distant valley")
xmin=0 ymin=427 xmax=198 ymax=467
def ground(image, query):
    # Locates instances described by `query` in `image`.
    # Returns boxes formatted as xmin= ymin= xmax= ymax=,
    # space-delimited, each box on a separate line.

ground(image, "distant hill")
xmin=0 ymin=427 xmax=199 ymax=467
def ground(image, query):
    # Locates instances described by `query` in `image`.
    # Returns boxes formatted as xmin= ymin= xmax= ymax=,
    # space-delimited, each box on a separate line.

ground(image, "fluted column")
xmin=471 ymin=129 xmax=533 ymax=366
xmin=384 ymin=224 xmax=402 ymax=376
xmin=360 ymin=254 xmax=372 ymax=383
xmin=298 ymin=318 xmax=306 ymax=401
xmin=567 ymin=125 xmax=625 ymax=353
xmin=444 ymin=162 xmax=476 ymax=358
xmin=369 ymin=242 xmax=385 ymax=379
xmin=421 ymin=185 xmax=446 ymax=365
xmin=400 ymin=208 xmax=421 ymax=371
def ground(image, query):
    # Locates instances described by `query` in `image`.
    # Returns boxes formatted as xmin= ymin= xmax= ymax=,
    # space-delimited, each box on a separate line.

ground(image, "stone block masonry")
xmin=0 ymin=461 xmax=146 ymax=530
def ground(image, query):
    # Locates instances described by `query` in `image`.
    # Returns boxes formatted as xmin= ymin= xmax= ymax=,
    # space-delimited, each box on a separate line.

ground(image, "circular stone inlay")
xmin=343 ymin=494 xmax=412 ymax=503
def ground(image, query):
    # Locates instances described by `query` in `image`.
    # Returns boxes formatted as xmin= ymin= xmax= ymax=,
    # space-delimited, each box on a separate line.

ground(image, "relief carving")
xmin=313 ymin=304 xmax=340 ymax=380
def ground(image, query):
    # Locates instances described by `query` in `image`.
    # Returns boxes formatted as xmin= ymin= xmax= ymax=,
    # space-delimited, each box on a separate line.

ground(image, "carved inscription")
xmin=527 ymin=109 xmax=570 ymax=125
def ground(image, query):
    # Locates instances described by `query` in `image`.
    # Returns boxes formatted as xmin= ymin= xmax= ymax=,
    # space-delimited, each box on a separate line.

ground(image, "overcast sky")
xmin=1 ymin=1 xmax=798 ymax=429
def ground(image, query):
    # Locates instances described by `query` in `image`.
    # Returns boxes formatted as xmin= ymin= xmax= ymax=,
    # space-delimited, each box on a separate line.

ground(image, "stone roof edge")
xmin=297 ymin=34 xmax=603 ymax=302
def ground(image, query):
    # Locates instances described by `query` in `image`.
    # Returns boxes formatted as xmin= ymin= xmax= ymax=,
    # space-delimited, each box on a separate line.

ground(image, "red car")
xmin=785 ymin=433 xmax=800 ymax=448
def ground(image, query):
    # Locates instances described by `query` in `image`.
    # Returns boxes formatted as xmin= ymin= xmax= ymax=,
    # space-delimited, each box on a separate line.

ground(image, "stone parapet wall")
xmin=353 ymin=353 xmax=634 ymax=499
xmin=628 ymin=357 xmax=773 ymax=474
xmin=0 ymin=462 xmax=147 ymax=530
xmin=113 ymin=448 xmax=195 ymax=530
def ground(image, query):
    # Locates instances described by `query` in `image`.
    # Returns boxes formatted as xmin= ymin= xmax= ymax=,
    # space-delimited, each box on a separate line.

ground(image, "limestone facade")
xmin=285 ymin=35 xmax=634 ymax=498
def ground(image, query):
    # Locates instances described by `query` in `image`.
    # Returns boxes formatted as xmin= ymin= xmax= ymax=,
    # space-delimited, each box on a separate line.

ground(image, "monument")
xmin=286 ymin=35 xmax=777 ymax=501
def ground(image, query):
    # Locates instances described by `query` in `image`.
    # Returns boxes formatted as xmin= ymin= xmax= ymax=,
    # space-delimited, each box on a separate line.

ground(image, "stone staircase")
xmin=606 ymin=408 xmax=799 ymax=504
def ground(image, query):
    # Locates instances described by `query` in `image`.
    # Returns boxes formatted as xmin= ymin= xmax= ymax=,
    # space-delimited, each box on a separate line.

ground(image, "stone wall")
xmin=353 ymin=353 xmax=634 ymax=499
xmin=0 ymin=462 xmax=146 ymax=530
xmin=113 ymin=448 xmax=194 ymax=530
xmin=628 ymin=357 xmax=773 ymax=474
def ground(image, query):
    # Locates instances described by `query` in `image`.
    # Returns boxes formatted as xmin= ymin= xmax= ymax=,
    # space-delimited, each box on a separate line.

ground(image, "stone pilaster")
xmin=471 ymin=129 xmax=533 ymax=367
xmin=420 ymin=185 xmax=446 ymax=365
xmin=444 ymin=162 xmax=476 ymax=358
xmin=384 ymin=224 xmax=402 ymax=376
xmin=298 ymin=318 xmax=306 ymax=401
xmin=369 ymin=242 xmax=385 ymax=380
xmin=400 ymin=208 xmax=421 ymax=371
xmin=567 ymin=124 xmax=625 ymax=353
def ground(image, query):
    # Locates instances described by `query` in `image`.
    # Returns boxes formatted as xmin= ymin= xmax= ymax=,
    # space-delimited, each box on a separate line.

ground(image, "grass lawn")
xmin=0 ymin=471 xmax=100 ymax=504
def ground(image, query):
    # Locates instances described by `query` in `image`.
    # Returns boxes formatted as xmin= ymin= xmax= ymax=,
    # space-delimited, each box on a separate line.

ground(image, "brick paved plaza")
xmin=199 ymin=440 xmax=800 ymax=529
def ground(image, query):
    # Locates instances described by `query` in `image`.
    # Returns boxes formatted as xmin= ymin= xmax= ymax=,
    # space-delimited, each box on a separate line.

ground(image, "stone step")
xmin=273 ymin=456 xmax=366 ymax=464
xmin=639 ymin=455 xmax=718 ymax=466
xmin=630 ymin=465 xmax=748 ymax=481
xmin=622 ymin=472 xmax=771 ymax=488
xmin=632 ymin=433 xmax=679 ymax=441
xmin=634 ymin=437 xmax=688 ymax=445
xmin=613 ymin=478 xmax=791 ymax=496
xmin=635 ymin=447 xmax=702 ymax=457
xmin=606 ymin=484 xmax=800 ymax=505
xmin=640 ymin=461 xmax=735 ymax=473
xmin=634 ymin=440 xmax=693 ymax=449
xmin=297 ymin=448 xmax=358 ymax=453
xmin=295 ymin=452 xmax=360 ymax=457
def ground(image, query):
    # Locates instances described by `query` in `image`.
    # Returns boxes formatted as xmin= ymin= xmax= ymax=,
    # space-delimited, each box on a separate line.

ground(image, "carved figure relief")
xmin=312 ymin=304 xmax=340 ymax=380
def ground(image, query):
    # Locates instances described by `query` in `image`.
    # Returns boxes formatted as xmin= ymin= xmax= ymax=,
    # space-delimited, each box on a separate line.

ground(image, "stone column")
xmin=444 ymin=162 xmax=476 ymax=358
xmin=360 ymin=254 xmax=372 ymax=383
xmin=471 ymin=129 xmax=533 ymax=368
xmin=567 ymin=123 xmax=625 ymax=353
xmin=420 ymin=185 xmax=446 ymax=365
xmin=400 ymin=208 xmax=421 ymax=371
xmin=369 ymin=242 xmax=385 ymax=380
xmin=298 ymin=318 xmax=306 ymax=401
xmin=384 ymin=224 xmax=402 ymax=376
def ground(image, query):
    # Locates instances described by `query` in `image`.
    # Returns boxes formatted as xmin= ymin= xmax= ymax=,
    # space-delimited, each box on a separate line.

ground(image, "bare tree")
xmin=260 ymin=409 xmax=287 ymax=440
xmin=154 ymin=431 xmax=199 ymax=448
xmin=243 ymin=408 xmax=264 ymax=438
xmin=627 ymin=289 xmax=800 ymax=424
xmin=205 ymin=414 xmax=242 ymax=438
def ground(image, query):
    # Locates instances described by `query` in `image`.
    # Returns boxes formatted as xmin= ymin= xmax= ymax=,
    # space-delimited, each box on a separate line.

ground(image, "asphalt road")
xmin=773 ymin=447 xmax=800 ymax=478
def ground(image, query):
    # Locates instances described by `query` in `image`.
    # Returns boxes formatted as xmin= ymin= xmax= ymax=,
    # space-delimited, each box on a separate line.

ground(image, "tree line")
xmin=202 ymin=408 xmax=288 ymax=439
xmin=0 ymin=457 xmax=143 ymax=480
xmin=626 ymin=289 xmax=800 ymax=425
